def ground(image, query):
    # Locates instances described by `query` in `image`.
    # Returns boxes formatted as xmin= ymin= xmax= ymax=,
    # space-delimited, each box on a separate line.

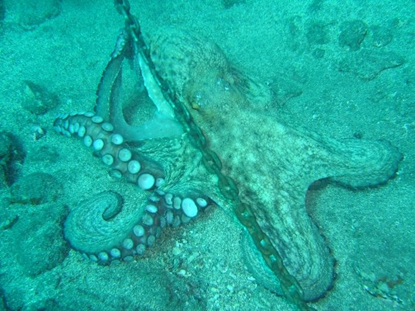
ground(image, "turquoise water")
xmin=0 ymin=0 xmax=414 ymax=310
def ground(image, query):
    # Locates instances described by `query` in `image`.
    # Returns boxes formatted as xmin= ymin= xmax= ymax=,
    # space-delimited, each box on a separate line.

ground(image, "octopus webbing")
xmin=53 ymin=1 xmax=402 ymax=308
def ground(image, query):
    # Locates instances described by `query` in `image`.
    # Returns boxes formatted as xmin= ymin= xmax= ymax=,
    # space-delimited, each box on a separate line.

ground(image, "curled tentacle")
xmin=64 ymin=189 xmax=212 ymax=264
xmin=54 ymin=112 xmax=213 ymax=264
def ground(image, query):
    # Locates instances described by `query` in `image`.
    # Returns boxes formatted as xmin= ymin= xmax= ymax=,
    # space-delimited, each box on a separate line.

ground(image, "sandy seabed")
xmin=0 ymin=0 xmax=414 ymax=310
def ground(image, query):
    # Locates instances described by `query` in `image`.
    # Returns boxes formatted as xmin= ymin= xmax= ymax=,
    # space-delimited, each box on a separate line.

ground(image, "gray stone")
xmin=11 ymin=203 xmax=69 ymax=277
xmin=22 ymin=80 xmax=59 ymax=115
xmin=5 ymin=0 xmax=60 ymax=29
xmin=370 ymin=24 xmax=394 ymax=48
xmin=0 ymin=133 xmax=11 ymax=189
xmin=11 ymin=172 xmax=63 ymax=205
xmin=338 ymin=49 xmax=404 ymax=80
xmin=306 ymin=21 xmax=330 ymax=45
xmin=339 ymin=20 xmax=368 ymax=51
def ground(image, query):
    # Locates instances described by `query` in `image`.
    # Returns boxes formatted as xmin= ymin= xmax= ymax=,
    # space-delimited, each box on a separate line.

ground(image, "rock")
xmin=338 ymin=49 xmax=404 ymax=80
xmin=306 ymin=21 xmax=330 ymax=45
xmin=0 ymin=133 xmax=25 ymax=188
xmin=11 ymin=203 xmax=69 ymax=276
xmin=0 ymin=199 xmax=18 ymax=231
xmin=0 ymin=132 xmax=23 ymax=188
xmin=271 ymin=76 xmax=303 ymax=106
xmin=6 ymin=0 xmax=60 ymax=29
xmin=0 ymin=133 xmax=11 ymax=160
xmin=27 ymin=145 xmax=60 ymax=163
xmin=0 ymin=0 xmax=4 ymax=34
xmin=22 ymin=80 xmax=59 ymax=115
xmin=369 ymin=24 xmax=394 ymax=48
xmin=0 ymin=133 xmax=11 ymax=189
xmin=312 ymin=48 xmax=325 ymax=59
xmin=0 ymin=291 xmax=7 ymax=311
xmin=222 ymin=0 xmax=246 ymax=9
xmin=339 ymin=20 xmax=368 ymax=51
xmin=10 ymin=172 xmax=63 ymax=205
xmin=0 ymin=0 xmax=4 ymax=22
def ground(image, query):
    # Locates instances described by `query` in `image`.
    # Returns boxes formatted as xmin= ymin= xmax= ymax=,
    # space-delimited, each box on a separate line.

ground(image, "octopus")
xmin=53 ymin=1 xmax=402 ymax=309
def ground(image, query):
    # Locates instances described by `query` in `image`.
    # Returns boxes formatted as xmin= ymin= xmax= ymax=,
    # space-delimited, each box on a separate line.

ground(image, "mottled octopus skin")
xmin=53 ymin=25 xmax=402 ymax=303
xmin=146 ymin=29 xmax=402 ymax=301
